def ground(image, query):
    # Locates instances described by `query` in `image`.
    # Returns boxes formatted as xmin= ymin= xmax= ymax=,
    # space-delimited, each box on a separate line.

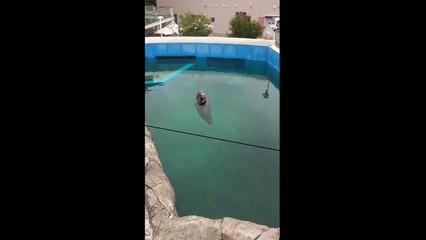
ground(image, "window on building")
xmin=211 ymin=17 xmax=215 ymax=23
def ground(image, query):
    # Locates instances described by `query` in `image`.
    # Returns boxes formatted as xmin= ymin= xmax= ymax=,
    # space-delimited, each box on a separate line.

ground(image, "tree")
xmin=179 ymin=12 xmax=213 ymax=36
xmin=228 ymin=15 xmax=263 ymax=39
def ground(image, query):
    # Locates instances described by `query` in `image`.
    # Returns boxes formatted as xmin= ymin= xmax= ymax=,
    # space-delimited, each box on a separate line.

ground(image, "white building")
xmin=156 ymin=0 xmax=280 ymax=37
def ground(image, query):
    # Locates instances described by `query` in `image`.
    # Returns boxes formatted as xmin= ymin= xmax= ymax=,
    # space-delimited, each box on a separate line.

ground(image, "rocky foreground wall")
xmin=145 ymin=125 xmax=280 ymax=240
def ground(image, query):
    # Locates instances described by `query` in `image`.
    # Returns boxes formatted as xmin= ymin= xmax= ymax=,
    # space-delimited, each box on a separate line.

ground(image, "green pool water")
xmin=145 ymin=57 xmax=280 ymax=227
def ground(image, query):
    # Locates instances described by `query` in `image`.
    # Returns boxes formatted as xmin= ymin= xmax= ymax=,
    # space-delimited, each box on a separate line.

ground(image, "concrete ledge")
xmin=145 ymin=37 xmax=276 ymax=47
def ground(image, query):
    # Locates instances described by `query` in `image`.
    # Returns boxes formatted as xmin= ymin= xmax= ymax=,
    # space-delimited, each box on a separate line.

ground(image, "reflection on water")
xmin=194 ymin=101 xmax=213 ymax=125
xmin=145 ymin=82 xmax=164 ymax=93
xmin=262 ymin=81 xmax=270 ymax=99
xmin=145 ymin=57 xmax=279 ymax=90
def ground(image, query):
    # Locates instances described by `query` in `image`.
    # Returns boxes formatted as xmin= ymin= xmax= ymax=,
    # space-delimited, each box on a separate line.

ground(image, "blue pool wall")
xmin=145 ymin=43 xmax=280 ymax=72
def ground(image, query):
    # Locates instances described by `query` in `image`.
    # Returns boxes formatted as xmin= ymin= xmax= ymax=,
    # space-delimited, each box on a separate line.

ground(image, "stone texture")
xmin=155 ymin=215 xmax=222 ymax=240
xmin=145 ymin=125 xmax=178 ymax=237
xmin=257 ymin=228 xmax=280 ymax=240
xmin=221 ymin=217 xmax=270 ymax=240
xmin=153 ymin=216 xmax=280 ymax=240
xmin=145 ymin=124 xmax=280 ymax=240
xmin=145 ymin=205 xmax=153 ymax=240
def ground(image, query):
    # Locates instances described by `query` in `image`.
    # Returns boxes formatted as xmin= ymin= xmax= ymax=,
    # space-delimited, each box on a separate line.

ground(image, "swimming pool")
xmin=145 ymin=38 xmax=280 ymax=227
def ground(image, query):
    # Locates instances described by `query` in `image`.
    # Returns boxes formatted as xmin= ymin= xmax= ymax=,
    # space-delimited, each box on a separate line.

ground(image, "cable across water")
xmin=145 ymin=124 xmax=280 ymax=152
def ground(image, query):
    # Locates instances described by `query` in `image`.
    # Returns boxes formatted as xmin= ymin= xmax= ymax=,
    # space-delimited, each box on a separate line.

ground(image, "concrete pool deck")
xmin=145 ymin=125 xmax=280 ymax=240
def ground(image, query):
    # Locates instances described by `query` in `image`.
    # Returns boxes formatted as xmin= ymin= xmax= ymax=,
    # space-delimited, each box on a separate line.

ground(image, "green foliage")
xmin=179 ymin=12 xmax=213 ymax=36
xmin=228 ymin=15 xmax=263 ymax=39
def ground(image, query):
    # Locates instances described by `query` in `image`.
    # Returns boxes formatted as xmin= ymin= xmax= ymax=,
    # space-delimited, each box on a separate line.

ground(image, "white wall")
xmin=156 ymin=0 xmax=280 ymax=35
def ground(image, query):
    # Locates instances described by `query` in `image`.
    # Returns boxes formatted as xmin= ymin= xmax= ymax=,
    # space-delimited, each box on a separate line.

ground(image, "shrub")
xmin=179 ymin=12 xmax=213 ymax=36
xmin=228 ymin=15 xmax=263 ymax=38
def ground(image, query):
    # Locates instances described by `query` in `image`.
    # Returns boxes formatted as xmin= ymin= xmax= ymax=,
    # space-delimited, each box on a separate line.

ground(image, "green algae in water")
xmin=145 ymin=58 xmax=280 ymax=227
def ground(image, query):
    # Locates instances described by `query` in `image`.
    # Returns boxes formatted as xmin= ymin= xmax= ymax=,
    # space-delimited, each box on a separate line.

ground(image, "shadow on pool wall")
xmin=145 ymin=57 xmax=280 ymax=90
xmin=145 ymin=38 xmax=280 ymax=86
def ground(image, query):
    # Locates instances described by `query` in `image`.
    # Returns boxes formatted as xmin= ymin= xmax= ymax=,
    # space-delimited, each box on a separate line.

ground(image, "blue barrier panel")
xmin=223 ymin=45 xmax=237 ymax=58
xmin=195 ymin=44 xmax=209 ymax=57
xmin=267 ymin=47 xmax=280 ymax=71
xmin=145 ymin=45 xmax=153 ymax=58
xmin=156 ymin=44 xmax=168 ymax=56
xmin=182 ymin=44 xmax=196 ymax=55
xmin=167 ymin=44 xmax=182 ymax=55
xmin=145 ymin=43 xmax=279 ymax=71
xmin=252 ymin=46 xmax=268 ymax=61
xmin=209 ymin=44 xmax=223 ymax=57
xmin=236 ymin=45 xmax=251 ymax=59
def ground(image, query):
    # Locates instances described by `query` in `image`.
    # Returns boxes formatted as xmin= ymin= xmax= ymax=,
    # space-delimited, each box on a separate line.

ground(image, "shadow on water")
xmin=205 ymin=57 xmax=246 ymax=69
xmin=145 ymin=57 xmax=196 ymax=71
xmin=145 ymin=71 xmax=165 ymax=93
xmin=146 ymin=57 xmax=280 ymax=91
xmin=145 ymin=82 xmax=164 ymax=93
xmin=194 ymin=101 xmax=213 ymax=125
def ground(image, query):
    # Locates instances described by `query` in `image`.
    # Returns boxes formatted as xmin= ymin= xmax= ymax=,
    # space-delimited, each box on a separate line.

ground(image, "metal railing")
xmin=275 ymin=30 xmax=280 ymax=48
xmin=145 ymin=5 xmax=155 ymax=13
xmin=145 ymin=6 xmax=173 ymax=25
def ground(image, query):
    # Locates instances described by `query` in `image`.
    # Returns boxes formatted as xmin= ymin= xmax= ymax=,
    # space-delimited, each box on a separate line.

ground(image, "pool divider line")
xmin=145 ymin=63 xmax=195 ymax=85
xmin=145 ymin=124 xmax=280 ymax=152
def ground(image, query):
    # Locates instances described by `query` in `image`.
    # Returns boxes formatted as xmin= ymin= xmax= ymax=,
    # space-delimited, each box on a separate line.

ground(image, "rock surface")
xmin=155 ymin=216 xmax=222 ymax=240
xmin=145 ymin=205 xmax=153 ymax=240
xmin=145 ymin=125 xmax=178 ymax=238
xmin=145 ymin=125 xmax=279 ymax=240
xmin=221 ymin=217 xmax=270 ymax=240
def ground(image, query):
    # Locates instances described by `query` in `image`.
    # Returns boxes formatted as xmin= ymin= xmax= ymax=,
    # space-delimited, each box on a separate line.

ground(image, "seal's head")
xmin=196 ymin=91 xmax=207 ymax=105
